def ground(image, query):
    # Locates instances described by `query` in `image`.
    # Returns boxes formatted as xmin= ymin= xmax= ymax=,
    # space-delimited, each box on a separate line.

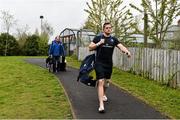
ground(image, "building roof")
xmin=60 ymin=28 xmax=95 ymax=38
xmin=167 ymin=25 xmax=180 ymax=32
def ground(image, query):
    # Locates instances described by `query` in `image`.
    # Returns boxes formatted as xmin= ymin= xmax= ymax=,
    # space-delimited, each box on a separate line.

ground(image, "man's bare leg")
xmin=103 ymin=79 xmax=110 ymax=101
xmin=98 ymin=79 xmax=105 ymax=112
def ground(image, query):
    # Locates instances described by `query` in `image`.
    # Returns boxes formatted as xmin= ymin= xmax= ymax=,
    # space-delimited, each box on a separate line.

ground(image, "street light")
xmin=40 ymin=15 xmax=44 ymax=34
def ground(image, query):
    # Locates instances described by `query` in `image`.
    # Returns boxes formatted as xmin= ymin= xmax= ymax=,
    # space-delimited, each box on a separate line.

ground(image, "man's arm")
xmin=89 ymin=42 xmax=97 ymax=51
xmin=117 ymin=43 xmax=131 ymax=57
xmin=89 ymin=39 xmax=104 ymax=51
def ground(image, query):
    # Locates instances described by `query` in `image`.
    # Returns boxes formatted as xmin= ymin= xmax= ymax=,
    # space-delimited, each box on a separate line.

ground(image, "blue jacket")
xmin=49 ymin=40 xmax=65 ymax=56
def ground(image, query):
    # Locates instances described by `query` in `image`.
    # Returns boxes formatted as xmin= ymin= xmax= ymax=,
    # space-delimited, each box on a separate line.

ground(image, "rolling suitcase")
xmin=59 ymin=56 xmax=66 ymax=71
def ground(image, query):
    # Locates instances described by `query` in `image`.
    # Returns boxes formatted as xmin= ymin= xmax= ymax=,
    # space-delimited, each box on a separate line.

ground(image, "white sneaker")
xmin=98 ymin=106 xmax=105 ymax=113
xmin=103 ymin=95 xmax=108 ymax=102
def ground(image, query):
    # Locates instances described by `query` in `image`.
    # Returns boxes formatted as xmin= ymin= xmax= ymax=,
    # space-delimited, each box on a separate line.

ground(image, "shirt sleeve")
xmin=113 ymin=37 xmax=120 ymax=46
xmin=92 ymin=36 xmax=100 ymax=44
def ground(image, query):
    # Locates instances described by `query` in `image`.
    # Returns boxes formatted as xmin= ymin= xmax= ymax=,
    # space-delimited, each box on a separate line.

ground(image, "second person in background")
xmin=49 ymin=36 xmax=65 ymax=72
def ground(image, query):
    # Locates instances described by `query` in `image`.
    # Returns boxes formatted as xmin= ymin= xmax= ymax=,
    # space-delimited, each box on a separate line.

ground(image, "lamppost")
xmin=40 ymin=15 xmax=44 ymax=34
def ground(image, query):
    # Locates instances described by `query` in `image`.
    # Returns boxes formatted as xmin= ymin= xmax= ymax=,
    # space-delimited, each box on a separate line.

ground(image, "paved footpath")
xmin=25 ymin=58 xmax=168 ymax=119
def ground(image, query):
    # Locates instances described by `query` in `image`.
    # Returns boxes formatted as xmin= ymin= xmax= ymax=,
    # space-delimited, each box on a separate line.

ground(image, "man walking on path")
xmin=49 ymin=36 xmax=65 ymax=72
xmin=89 ymin=22 xmax=131 ymax=113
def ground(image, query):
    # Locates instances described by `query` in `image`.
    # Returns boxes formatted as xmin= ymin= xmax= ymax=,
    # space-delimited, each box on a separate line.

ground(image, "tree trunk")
xmin=144 ymin=12 xmax=148 ymax=47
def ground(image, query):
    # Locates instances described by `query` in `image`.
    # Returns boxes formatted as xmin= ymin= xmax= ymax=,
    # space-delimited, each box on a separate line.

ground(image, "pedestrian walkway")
xmin=25 ymin=58 xmax=168 ymax=119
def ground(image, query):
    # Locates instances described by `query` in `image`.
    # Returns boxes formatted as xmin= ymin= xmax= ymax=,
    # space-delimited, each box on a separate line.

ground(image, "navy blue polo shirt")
xmin=93 ymin=34 xmax=120 ymax=65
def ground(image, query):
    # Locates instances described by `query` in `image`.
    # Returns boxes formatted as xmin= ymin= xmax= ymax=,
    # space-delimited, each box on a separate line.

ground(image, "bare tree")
xmin=34 ymin=28 xmax=40 ymax=36
xmin=42 ymin=20 xmax=54 ymax=37
xmin=130 ymin=0 xmax=180 ymax=48
xmin=133 ymin=15 xmax=144 ymax=34
xmin=16 ymin=24 xmax=30 ymax=48
xmin=39 ymin=20 xmax=54 ymax=55
xmin=0 ymin=10 xmax=16 ymax=56
xmin=84 ymin=0 xmax=106 ymax=33
xmin=84 ymin=0 xmax=136 ymax=41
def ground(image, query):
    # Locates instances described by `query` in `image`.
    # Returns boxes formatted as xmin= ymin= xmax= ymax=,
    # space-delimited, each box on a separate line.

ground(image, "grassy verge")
xmin=0 ymin=56 xmax=72 ymax=119
xmin=66 ymin=56 xmax=180 ymax=119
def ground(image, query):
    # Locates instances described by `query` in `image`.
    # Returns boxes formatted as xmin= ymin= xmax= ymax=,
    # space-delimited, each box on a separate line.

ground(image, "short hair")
xmin=103 ymin=22 xmax=111 ymax=29
xmin=55 ymin=36 xmax=60 ymax=39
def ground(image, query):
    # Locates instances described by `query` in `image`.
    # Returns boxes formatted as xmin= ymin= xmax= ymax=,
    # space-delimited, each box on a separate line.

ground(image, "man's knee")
xmin=98 ymin=79 xmax=105 ymax=86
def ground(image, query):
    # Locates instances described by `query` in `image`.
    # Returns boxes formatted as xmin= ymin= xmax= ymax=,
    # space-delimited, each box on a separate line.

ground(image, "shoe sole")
xmin=99 ymin=110 xmax=105 ymax=113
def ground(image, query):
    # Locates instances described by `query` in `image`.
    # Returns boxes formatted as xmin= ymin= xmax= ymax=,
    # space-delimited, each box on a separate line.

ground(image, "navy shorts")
xmin=95 ymin=62 xmax=112 ymax=80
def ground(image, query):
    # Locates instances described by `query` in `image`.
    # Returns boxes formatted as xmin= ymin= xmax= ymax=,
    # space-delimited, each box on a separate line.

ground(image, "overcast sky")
xmin=0 ymin=0 xmax=179 ymax=40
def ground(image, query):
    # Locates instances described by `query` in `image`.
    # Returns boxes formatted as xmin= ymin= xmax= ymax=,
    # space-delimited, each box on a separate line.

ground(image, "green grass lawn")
xmin=0 ymin=56 xmax=72 ymax=119
xmin=66 ymin=56 xmax=180 ymax=119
